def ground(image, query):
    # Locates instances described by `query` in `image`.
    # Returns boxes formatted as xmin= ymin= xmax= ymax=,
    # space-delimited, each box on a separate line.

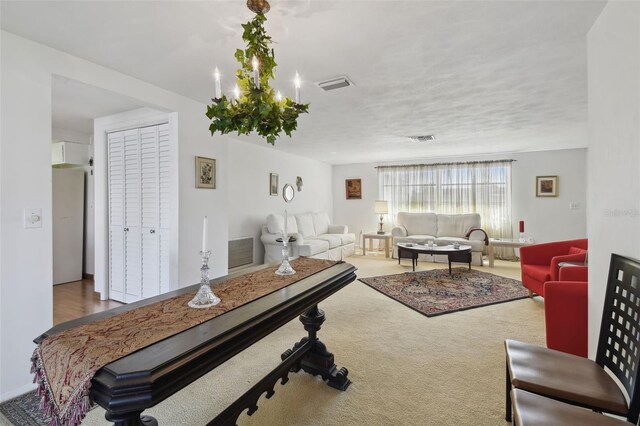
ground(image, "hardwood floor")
xmin=53 ymin=279 xmax=123 ymax=325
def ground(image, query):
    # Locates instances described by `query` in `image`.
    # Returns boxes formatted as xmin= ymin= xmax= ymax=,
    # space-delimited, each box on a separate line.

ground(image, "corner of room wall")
xmin=227 ymin=140 xmax=332 ymax=265
xmin=332 ymin=163 xmax=379 ymax=247
xmin=587 ymin=1 xmax=640 ymax=358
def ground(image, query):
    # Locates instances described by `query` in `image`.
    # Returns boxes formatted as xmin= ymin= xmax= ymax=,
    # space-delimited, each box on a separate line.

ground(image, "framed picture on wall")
xmin=536 ymin=176 xmax=558 ymax=197
xmin=345 ymin=178 xmax=362 ymax=200
xmin=269 ymin=173 xmax=279 ymax=196
xmin=195 ymin=156 xmax=216 ymax=189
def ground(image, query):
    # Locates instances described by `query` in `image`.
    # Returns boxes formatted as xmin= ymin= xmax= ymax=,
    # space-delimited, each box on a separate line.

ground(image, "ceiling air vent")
xmin=316 ymin=76 xmax=354 ymax=91
xmin=407 ymin=135 xmax=437 ymax=143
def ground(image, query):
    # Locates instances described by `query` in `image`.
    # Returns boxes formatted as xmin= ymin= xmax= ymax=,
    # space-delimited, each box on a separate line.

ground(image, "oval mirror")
xmin=283 ymin=184 xmax=295 ymax=203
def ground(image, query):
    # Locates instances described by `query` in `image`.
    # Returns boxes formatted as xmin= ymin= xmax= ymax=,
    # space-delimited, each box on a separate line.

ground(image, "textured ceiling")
xmin=1 ymin=1 xmax=606 ymax=164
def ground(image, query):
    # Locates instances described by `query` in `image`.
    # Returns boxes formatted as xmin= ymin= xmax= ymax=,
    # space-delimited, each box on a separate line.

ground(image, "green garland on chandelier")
xmin=205 ymin=13 xmax=309 ymax=145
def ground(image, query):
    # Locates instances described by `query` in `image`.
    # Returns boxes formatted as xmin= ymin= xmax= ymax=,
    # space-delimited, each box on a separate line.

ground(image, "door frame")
xmin=94 ymin=108 xmax=179 ymax=301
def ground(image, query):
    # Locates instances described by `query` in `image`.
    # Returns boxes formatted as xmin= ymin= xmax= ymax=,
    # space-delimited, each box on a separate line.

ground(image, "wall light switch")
xmin=24 ymin=208 xmax=43 ymax=228
xmin=569 ymin=202 xmax=580 ymax=210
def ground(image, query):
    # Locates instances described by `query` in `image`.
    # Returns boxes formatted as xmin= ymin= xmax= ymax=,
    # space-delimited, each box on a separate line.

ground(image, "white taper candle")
xmin=202 ymin=216 xmax=208 ymax=252
xmin=252 ymin=56 xmax=260 ymax=89
xmin=294 ymin=72 xmax=301 ymax=103
xmin=214 ymin=67 xmax=221 ymax=98
xmin=283 ymin=210 xmax=288 ymax=240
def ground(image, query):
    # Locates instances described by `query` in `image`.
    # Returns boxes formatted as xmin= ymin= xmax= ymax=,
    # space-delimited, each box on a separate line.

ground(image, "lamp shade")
xmin=374 ymin=200 xmax=389 ymax=215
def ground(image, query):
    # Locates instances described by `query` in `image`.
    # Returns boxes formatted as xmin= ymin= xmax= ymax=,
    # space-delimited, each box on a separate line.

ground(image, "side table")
xmin=488 ymin=238 xmax=534 ymax=267
xmin=362 ymin=232 xmax=393 ymax=258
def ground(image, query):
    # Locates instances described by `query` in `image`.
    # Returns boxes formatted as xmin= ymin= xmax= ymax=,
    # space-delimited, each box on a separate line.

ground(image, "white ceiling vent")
xmin=407 ymin=135 xmax=437 ymax=143
xmin=316 ymin=76 xmax=354 ymax=91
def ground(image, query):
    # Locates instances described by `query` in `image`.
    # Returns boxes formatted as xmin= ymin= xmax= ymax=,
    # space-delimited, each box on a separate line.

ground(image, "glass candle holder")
xmin=275 ymin=235 xmax=296 ymax=276
xmin=188 ymin=250 xmax=221 ymax=308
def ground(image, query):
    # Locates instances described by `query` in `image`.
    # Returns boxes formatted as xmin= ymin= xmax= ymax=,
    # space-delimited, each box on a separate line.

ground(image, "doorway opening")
xmin=51 ymin=75 xmax=146 ymax=323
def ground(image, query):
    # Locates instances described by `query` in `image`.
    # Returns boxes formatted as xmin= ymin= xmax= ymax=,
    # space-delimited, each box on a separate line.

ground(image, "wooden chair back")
xmin=596 ymin=254 xmax=640 ymax=423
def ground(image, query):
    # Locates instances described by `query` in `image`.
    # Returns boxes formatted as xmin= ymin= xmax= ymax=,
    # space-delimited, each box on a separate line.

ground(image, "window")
xmin=378 ymin=160 xmax=514 ymax=246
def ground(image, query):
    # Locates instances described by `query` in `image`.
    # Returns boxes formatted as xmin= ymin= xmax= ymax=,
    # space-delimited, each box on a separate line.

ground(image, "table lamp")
xmin=374 ymin=200 xmax=389 ymax=235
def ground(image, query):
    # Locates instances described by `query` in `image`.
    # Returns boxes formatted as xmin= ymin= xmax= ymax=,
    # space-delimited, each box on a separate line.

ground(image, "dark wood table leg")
xmin=285 ymin=305 xmax=351 ymax=391
xmin=448 ymin=257 xmax=452 ymax=275
xmin=106 ymin=411 xmax=158 ymax=426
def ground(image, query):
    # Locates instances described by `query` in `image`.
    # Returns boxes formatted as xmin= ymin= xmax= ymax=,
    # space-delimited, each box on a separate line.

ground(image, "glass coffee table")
xmin=397 ymin=243 xmax=472 ymax=274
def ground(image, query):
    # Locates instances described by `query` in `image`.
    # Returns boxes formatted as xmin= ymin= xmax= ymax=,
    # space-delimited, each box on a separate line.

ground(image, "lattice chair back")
xmin=596 ymin=254 xmax=640 ymax=423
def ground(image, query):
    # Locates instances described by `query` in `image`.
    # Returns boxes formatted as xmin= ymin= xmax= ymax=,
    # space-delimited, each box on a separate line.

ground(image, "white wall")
xmin=85 ymin=144 xmax=95 ymax=276
xmin=228 ymin=140 xmax=333 ymax=265
xmin=0 ymin=31 xmax=229 ymax=400
xmin=587 ymin=2 xmax=640 ymax=357
xmin=510 ymin=149 xmax=587 ymax=243
xmin=333 ymin=148 xmax=588 ymax=248
xmin=332 ymin=163 xmax=379 ymax=247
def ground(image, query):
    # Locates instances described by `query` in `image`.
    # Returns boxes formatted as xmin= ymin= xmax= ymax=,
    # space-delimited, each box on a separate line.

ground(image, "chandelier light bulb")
xmin=276 ymin=91 xmax=282 ymax=101
xmin=213 ymin=67 xmax=221 ymax=98
xmin=234 ymin=84 xmax=241 ymax=100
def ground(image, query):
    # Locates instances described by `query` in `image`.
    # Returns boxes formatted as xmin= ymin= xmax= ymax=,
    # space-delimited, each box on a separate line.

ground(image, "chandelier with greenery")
xmin=206 ymin=0 xmax=309 ymax=145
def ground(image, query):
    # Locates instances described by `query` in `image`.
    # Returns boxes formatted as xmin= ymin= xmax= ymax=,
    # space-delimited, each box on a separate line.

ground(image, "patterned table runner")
xmin=32 ymin=258 xmax=337 ymax=426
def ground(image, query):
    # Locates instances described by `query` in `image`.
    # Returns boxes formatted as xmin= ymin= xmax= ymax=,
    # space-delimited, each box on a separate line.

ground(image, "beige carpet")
xmin=2 ymin=256 xmax=545 ymax=426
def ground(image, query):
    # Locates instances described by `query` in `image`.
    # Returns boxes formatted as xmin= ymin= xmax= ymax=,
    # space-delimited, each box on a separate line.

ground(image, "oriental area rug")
xmin=0 ymin=391 xmax=50 ymax=426
xmin=359 ymin=268 xmax=529 ymax=317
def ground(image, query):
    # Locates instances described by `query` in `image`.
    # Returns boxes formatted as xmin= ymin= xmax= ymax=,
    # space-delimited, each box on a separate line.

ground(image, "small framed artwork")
xmin=536 ymin=176 xmax=558 ymax=197
xmin=195 ymin=156 xmax=216 ymax=189
xmin=269 ymin=173 xmax=279 ymax=196
xmin=345 ymin=178 xmax=362 ymax=200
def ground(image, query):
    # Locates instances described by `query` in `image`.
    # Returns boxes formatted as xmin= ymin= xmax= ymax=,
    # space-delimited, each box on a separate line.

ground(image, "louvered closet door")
xmin=108 ymin=123 xmax=171 ymax=303
xmin=140 ymin=125 xmax=160 ymax=299
xmin=123 ymin=129 xmax=142 ymax=302
xmin=157 ymin=123 xmax=171 ymax=294
xmin=107 ymin=131 xmax=125 ymax=301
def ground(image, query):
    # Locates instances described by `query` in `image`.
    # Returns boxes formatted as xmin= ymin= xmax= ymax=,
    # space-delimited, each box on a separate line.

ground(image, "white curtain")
xmin=378 ymin=161 xmax=515 ymax=260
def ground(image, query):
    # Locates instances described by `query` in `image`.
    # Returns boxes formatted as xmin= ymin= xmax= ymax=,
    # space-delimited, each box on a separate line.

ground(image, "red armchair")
xmin=544 ymin=280 xmax=588 ymax=357
xmin=519 ymin=239 xmax=588 ymax=297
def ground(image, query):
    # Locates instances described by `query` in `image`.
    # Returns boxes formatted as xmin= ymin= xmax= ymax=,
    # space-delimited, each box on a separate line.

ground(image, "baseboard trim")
xmin=1 ymin=383 xmax=36 ymax=403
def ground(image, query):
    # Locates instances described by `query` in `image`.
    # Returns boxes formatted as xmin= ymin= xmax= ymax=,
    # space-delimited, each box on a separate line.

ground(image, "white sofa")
xmin=391 ymin=212 xmax=489 ymax=265
xmin=261 ymin=212 xmax=356 ymax=263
